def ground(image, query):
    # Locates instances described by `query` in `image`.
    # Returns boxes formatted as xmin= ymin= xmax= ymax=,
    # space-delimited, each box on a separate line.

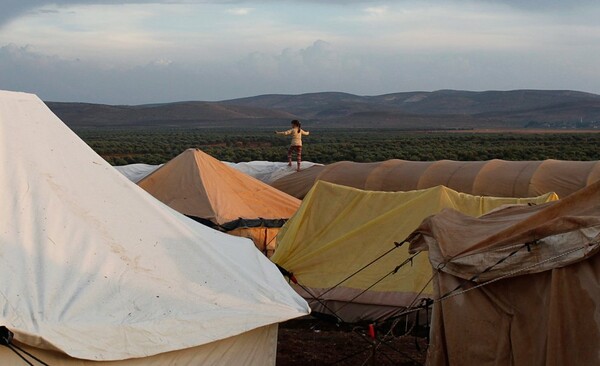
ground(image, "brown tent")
xmin=408 ymin=180 xmax=600 ymax=365
xmin=138 ymin=148 xmax=301 ymax=256
xmin=271 ymin=159 xmax=600 ymax=199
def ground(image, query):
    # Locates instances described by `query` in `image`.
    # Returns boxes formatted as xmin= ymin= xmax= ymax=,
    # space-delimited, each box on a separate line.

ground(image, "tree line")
xmin=74 ymin=128 xmax=600 ymax=166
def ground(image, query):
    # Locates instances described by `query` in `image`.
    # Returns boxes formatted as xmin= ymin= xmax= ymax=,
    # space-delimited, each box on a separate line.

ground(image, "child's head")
xmin=291 ymin=119 xmax=301 ymax=130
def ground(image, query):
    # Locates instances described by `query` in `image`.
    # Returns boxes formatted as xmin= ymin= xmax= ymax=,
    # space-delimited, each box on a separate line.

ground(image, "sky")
xmin=1 ymin=0 xmax=599 ymax=104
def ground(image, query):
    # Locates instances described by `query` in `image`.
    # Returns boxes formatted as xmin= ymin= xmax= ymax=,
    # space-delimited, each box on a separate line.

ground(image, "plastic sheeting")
xmin=0 ymin=90 xmax=310 ymax=364
xmin=224 ymin=160 xmax=321 ymax=184
xmin=271 ymin=181 xmax=557 ymax=322
xmin=271 ymin=159 xmax=600 ymax=199
xmin=114 ymin=163 xmax=162 ymax=183
xmin=115 ymin=161 xmax=321 ymax=184
xmin=408 ymin=181 xmax=600 ymax=365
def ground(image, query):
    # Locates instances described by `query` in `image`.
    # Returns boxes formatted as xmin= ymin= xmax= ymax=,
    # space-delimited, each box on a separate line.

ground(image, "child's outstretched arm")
xmin=276 ymin=129 xmax=293 ymax=135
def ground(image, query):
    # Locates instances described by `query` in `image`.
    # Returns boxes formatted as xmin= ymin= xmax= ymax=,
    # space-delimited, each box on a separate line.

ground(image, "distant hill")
xmin=47 ymin=89 xmax=600 ymax=129
xmin=47 ymin=101 xmax=299 ymax=128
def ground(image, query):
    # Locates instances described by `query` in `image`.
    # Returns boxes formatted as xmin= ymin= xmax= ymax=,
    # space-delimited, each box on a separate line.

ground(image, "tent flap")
xmin=407 ymin=180 xmax=600 ymax=365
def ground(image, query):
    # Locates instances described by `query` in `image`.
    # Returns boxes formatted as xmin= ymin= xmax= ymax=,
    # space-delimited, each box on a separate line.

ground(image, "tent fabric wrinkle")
xmin=272 ymin=180 xmax=557 ymax=322
xmin=407 ymin=180 xmax=600 ymax=365
xmin=138 ymin=148 xmax=301 ymax=225
xmin=0 ymin=90 xmax=309 ymax=364
xmin=137 ymin=147 xmax=301 ymax=255
xmin=271 ymin=159 xmax=600 ymax=199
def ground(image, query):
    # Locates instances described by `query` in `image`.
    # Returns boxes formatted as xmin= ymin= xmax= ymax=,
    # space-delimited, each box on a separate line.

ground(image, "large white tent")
xmin=0 ymin=90 xmax=310 ymax=365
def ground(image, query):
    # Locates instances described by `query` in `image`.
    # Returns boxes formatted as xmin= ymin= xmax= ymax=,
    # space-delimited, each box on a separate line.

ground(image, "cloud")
xmin=1 ymin=0 xmax=598 ymax=27
xmin=0 ymin=40 xmax=374 ymax=103
xmin=0 ymin=43 xmax=196 ymax=103
xmin=363 ymin=6 xmax=388 ymax=17
xmin=2 ymin=1 xmax=600 ymax=103
xmin=2 ymin=37 xmax=600 ymax=105
xmin=233 ymin=40 xmax=388 ymax=95
xmin=225 ymin=7 xmax=253 ymax=15
xmin=0 ymin=0 xmax=229 ymax=26
xmin=481 ymin=0 xmax=597 ymax=10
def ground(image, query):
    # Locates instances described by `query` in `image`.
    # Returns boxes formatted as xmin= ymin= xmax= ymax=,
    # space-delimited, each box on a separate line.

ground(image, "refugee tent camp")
xmin=271 ymin=180 xmax=557 ymax=323
xmin=408 ymin=180 xmax=600 ymax=366
xmin=271 ymin=159 xmax=600 ymax=199
xmin=115 ymin=160 xmax=320 ymax=184
xmin=0 ymin=90 xmax=310 ymax=365
xmin=137 ymin=148 xmax=301 ymax=256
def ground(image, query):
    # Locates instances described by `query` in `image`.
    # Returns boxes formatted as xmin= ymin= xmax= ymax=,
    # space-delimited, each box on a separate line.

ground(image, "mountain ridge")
xmin=46 ymin=89 xmax=600 ymax=129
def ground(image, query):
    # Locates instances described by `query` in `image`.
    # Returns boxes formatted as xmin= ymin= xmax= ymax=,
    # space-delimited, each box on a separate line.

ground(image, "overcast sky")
xmin=1 ymin=0 xmax=599 ymax=104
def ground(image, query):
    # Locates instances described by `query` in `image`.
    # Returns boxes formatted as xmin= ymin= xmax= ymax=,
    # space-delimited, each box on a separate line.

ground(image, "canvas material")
xmin=408 ymin=181 xmax=600 ymax=365
xmin=271 ymin=159 xmax=600 ymax=199
xmin=0 ymin=90 xmax=310 ymax=361
xmin=271 ymin=181 xmax=556 ymax=322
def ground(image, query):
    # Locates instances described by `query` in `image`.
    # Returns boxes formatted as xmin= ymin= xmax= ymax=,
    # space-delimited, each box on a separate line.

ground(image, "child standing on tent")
xmin=276 ymin=120 xmax=310 ymax=172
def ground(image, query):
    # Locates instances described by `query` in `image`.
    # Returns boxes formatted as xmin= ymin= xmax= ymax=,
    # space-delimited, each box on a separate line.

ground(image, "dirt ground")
xmin=276 ymin=318 xmax=427 ymax=366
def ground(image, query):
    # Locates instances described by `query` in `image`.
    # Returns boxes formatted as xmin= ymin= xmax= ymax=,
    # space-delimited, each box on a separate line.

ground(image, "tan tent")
xmin=408 ymin=181 xmax=600 ymax=366
xmin=0 ymin=90 xmax=309 ymax=365
xmin=271 ymin=181 xmax=557 ymax=322
xmin=138 ymin=148 xmax=301 ymax=256
xmin=271 ymin=159 xmax=600 ymax=199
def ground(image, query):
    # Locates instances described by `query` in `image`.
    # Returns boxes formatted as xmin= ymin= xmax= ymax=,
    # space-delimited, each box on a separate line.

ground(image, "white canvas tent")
xmin=0 ymin=90 xmax=310 ymax=365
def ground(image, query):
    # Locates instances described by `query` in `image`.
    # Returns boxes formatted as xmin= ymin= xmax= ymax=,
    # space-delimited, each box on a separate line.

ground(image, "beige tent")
xmin=271 ymin=159 xmax=600 ymax=199
xmin=0 ymin=90 xmax=309 ymax=365
xmin=138 ymin=148 xmax=301 ymax=256
xmin=271 ymin=181 xmax=557 ymax=322
xmin=408 ymin=180 xmax=600 ymax=366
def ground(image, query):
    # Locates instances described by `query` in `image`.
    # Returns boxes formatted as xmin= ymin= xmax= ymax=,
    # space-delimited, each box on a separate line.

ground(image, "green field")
xmin=74 ymin=128 xmax=600 ymax=165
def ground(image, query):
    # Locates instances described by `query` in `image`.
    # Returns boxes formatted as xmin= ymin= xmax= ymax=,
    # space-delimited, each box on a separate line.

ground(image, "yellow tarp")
xmin=272 ymin=181 xmax=558 ymax=322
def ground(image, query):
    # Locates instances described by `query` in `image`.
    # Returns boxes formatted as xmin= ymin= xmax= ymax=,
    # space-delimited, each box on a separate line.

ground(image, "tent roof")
xmin=138 ymin=148 xmax=301 ymax=226
xmin=271 ymin=180 xmax=557 ymax=321
xmin=406 ymin=180 xmax=600 ymax=366
xmin=271 ymin=159 xmax=600 ymax=199
xmin=0 ymin=90 xmax=309 ymax=361
xmin=408 ymin=180 xmax=600 ymax=282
